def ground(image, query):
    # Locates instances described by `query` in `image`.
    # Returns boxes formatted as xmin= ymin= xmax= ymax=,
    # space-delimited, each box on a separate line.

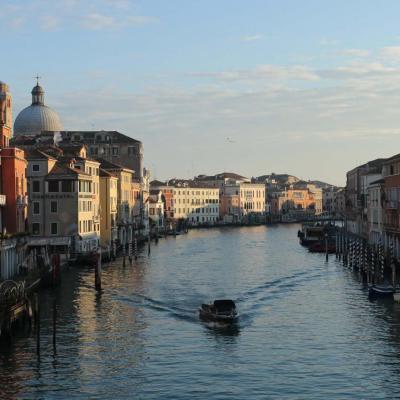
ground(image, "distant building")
xmin=59 ymin=130 xmax=143 ymax=180
xmin=345 ymin=158 xmax=385 ymax=237
xmin=151 ymin=180 xmax=220 ymax=225
xmin=148 ymin=189 xmax=165 ymax=229
xmin=323 ymin=187 xmax=345 ymax=216
xmin=194 ymin=172 xmax=250 ymax=188
xmin=220 ymin=182 xmax=265 ymax=222
xmin=382 ymin=155 xmax=400 ymax=256
xmin=367 ymin=179 xmax=384 ymax=246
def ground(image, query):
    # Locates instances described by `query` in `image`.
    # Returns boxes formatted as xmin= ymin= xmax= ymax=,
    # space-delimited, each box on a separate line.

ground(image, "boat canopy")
xmin=213 ymin=300 xmax=236 ymax=311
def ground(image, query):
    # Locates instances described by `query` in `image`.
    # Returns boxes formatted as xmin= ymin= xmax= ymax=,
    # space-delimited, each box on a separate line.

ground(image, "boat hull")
xmin=368 ymin=285 xmax=398 ymax=298
xmin=199 ymin=310 xmax=238 ymax=323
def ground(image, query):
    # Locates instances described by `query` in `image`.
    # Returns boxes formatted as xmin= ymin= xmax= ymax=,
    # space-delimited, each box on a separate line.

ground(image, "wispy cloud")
xmin=41 ymin=15 xmax=60 ymax=31
xmin=319 ymin=38 xmax=338 ymax=46
xmin=241 ymin=34 xmax=263 ymax=42
xmin=191 ymin=64 xmax=320 ymax=85
xmin=0 ymin=0 xmax=158 ymax=32
xmin=81 ymin=13 xmax=158 ymax=30
xmin=342 ymin=48 xmax=370 ymax=58
xmin=81 ymin=13 xmax=116 ymax=30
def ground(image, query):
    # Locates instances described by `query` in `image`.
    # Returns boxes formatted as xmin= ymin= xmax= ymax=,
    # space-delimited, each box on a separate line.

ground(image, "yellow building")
xmin=98 ymin=159 xmax=135 ymax=245
xmin=99 ymin=169 xmax=118 ymax=248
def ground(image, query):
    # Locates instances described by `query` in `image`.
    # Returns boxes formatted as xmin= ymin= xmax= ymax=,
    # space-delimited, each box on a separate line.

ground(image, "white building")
xmin=368 ymin=179 xmax=384 ymax=246
xmin=172 ymin=186 xmax=220 ymax=225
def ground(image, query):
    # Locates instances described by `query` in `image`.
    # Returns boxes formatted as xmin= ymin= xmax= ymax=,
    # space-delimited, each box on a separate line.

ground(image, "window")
xmin=48 ymin=181 xmax=59 ymax=192
xmin=128 ymin=146 xmax=136 ymax=155
xmin=51 ymin=201 xmax=57 ymax=213
xmin=32 ymin=181 xmax=40 ymax=193
xmin=112 ymin=147 xmax=119 ymax=155
xmin=32 ymin=164 xmax=40 ymax=172
xmin=51 ymin=223 xmax=58 ymax=235
xmin=33 ymin=202 xmax=40 ymax=215
xmin=61 ymin=180 xmax=73 ymax=192
xmin=32 ymin=223 xmax=40 ymax=235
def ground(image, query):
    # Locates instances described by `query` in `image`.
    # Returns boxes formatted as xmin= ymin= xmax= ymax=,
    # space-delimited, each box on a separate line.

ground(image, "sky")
xmin=3 ymin=0 xmax=400 ymax=185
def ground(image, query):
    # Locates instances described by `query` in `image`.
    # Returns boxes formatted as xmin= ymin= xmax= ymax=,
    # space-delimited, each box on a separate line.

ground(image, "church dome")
xmin=14 ymin=82 xmax=63 ymax=136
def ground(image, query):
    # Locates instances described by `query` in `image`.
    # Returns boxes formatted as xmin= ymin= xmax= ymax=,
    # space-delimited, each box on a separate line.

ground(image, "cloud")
xmin=342 ymin=49 xmax=370 ymax=58
xmin=319 ymin=38 xmax=338 ymax=46
xmin=241 ymin=34 xmax=263 ymax=42
xmin=41 ymin=15 xmax=60 ymax=31
xmin=190 ymin=64 xmax=320 ymax=86
xmin=81 ymin=13 xmax=158 ymax=30
xmin=125 ymin=16 xmax=159 ymax=26
xmin=0 ymin=0 xmax=157 ymax=32
xmin=381 ymin=46 xmax=400 ymax=62
xmin=8 ymin=17 xmax=25 ymax=30
xmin=81 ymin=13 xmax=116 ymax=29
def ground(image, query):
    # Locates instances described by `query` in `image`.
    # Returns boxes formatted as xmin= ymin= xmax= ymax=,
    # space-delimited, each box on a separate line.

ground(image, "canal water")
xmin=2 ymin=224 xmax=400 ymax=399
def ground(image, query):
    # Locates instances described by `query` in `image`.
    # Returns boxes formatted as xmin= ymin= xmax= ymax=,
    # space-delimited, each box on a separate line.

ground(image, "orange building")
xmin=0 ymin=81 xmax=28 ymax=234
xmin=0 ymin=81 xmax=12 ymax=148
xmin=270 ymin=187 xmax=321 ymax=216
xmin=1 ymin=148 xmax=28 ymax=233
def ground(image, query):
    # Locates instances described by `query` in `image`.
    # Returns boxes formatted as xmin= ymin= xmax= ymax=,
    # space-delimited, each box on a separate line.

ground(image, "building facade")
xmin=99 ymin=169 xmax=118 ymax=249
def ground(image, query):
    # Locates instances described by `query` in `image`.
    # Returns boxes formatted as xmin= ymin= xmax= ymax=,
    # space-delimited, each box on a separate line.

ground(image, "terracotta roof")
xmin=99 ymin=168 xmax=117 ymax=178
xmin=47 ymin=162 xmax=90 ymax=178
xmin=24 ymin=148 xmax=57 ymax=160
xmin=58 ymin=131 xmax=141 ymax=144
xmin=96 ymin=157 xmax=134 ymax=173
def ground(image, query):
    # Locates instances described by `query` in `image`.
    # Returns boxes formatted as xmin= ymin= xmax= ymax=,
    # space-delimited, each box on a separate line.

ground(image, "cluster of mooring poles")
xmin=334 ymin=228 xmax=400 ymax=301
xmin=93 ymin=230 xmax=160 ymax=293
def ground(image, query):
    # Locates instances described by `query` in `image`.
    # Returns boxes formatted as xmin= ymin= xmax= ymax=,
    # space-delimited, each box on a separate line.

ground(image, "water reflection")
xmin=4 ymin=226 xmax=400 ymax=398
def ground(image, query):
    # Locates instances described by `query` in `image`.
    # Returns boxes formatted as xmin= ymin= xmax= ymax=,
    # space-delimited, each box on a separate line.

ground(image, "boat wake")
xmin=236 ymin=268 xmax=325 ymax=315
xmin=117 ymin=292 xmax=199 ymax=323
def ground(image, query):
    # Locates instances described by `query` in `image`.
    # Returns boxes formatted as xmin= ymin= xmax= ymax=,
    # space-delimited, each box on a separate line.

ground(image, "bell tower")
xmin=0 ymin=81 xmax=12 ymax=148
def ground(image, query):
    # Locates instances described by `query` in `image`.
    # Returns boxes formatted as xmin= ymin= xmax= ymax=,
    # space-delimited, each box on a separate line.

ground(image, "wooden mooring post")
xmin=35 ymin=293 xmax=40 ymax=357
xmin=52 ymin=297 xmax=57 ymax=353
xmin=128 ymin=240 xmax=133 ymax=264
xmin=95 ymin=249 xmax=102 ymax=292
xmin=134 ymin=235 xmax=138 ymax=260
xmin=112 ymin=239 xmax=117 ymax=261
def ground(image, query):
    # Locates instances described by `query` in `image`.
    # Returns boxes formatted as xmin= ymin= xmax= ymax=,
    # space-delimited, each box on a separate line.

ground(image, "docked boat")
xmin=368 ymin=284 xmax=399 ymax=298
xmin=199 ymin=300 xmax=238 ymax=323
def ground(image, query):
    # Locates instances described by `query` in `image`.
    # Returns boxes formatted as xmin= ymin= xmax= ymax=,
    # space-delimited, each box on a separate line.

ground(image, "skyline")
xmin=3 ymin=1 xmax=400 ymax=185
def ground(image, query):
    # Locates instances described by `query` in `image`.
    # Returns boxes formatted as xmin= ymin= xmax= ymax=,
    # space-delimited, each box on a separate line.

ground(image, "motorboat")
xmin=199 ymin=299 xmax=238 ymax=323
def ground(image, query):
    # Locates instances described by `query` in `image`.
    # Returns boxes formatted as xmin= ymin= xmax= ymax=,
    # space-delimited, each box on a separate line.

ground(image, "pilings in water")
xmin=335 ymin=227 xmax=399 ymax=291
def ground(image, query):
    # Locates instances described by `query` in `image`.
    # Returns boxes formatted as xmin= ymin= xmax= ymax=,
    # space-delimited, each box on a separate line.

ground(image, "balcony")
xmin=0 ymin=194 xmax=5 ymax=206
xmin=16 ymin=195 xmax=28 ymax=206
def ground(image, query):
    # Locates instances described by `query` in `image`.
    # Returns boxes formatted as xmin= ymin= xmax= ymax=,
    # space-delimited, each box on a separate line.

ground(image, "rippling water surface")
xmin=2 ymin=225 xmax=400 ymax=399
